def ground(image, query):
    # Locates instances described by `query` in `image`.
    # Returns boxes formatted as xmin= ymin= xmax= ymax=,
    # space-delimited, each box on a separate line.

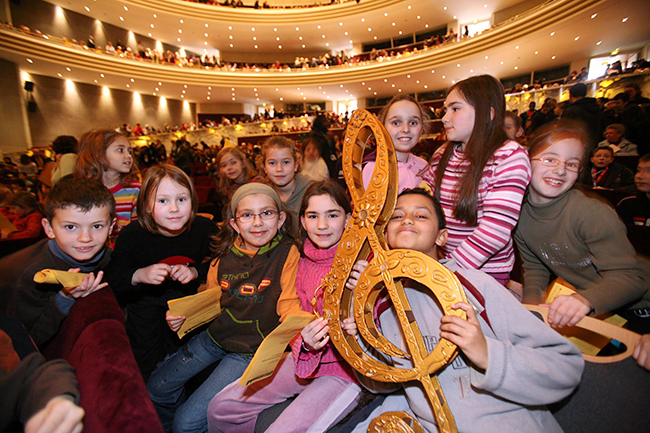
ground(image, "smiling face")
xmin=264 ymin=147 xmax=298 ymax=189
xmin=219 ymin=153 xmax=245 ymax=184
xmin=529 ymin=138 xmax=584 ymax=205
xmin=384 ymin=100 xmax=424 ymax=161
xmin=42 ymin=205 xmax=114 ymax=262
xmin=105 ymin=136 xmax=133 ymax=175
xmin=300 ymin=194 xmax=350 ymax=250
xmin=591 ymin=148 xmax=614 ymax=169
xmin=385 ymin=193 xmax=447 ymax=259
xmin=442 ymin=89 xmax=476 ymax=148
xmin=152 ymin=177 xmax=192 ymax=236
xmin=230 ymin=194 xmax=286 ymax=252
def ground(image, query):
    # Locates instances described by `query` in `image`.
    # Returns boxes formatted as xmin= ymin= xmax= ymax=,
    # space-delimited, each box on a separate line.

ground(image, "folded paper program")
xmin=34 ymin=269 xmax=87 ymax=289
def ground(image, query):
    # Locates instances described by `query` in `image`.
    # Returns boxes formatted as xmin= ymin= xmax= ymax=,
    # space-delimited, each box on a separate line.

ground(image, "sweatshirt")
xmin=515 ymin=189 xmax=650 ymax=314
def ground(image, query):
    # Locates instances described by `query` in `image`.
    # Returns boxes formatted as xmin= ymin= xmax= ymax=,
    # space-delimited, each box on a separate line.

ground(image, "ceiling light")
xmin=204 ymin=33 xmax=208 ymax=37
xmin=344 ymin=32 xmax=348 ymax=36
xmin=57 ymin=73 xmax=62 ymax=77
xmin=130 ymin=78 xmax=134 ymax=82
xmin=296 ymin=27 xmax=300 ymax=31
xmin=256 ymin=45 xmax=259 ymax=49
xmin=177 ymin=38 xmax=181 ymax=42
xmin=591 ymin=13 xmax=597 ymax=18
xmin=276 ymin=37 xmax=280 ymax=41
xmin=417 ymin=16 xmax=420 ymax=19
xmin=514 ymin=66 xmax=518 ymax=69
xmin=596 ymin=40 xmax=602 ymax=45
xmin=399 ymin=31 xmax=402 ymax=35
xmin=622 ymin=17 xmax=628 ymax=22
xmin=431 ymin=70 xmax=434 ymax=73
xmin=150 ymin=24 xmax=154 ymax=28
xmin=26 ymin=58 xmax=33 ymax=63
xmin=484 ymin=4 xmax=487 ymax=7
xmin=155 ymin=87 xmax=159 ymax=91
xmin=552 ymin=55 xmax=556 ymax=59
xmin=374 ymin=92 xmax=377 ymax=95
xmin=66 ymin=67 xmax=71 ymax=71
xmin=515 ymin=45 xmax=519 ymax=49
xmin=148 ymin=33 xmax=152 ymax=37
xmin=280 ymin=97 xmax=283 ymax=101
xmin=101 ymin=74 xmax=105 ymax=77
xmin=424 ymin=85 xmax=428 ymax=88
xmin=278 ymin=45 xmax=282 ymax=49
xmin=361 ymin=18 xmax=365 ymax=22
xmin=301 ymin=44 xmax=305 ymax=48
xmin=392 ymin=23 xmax=396 ymax=26
xmin=253 ymin=36 xmax=257 ymax=40
xmin=207 ymin=96 xmax=210 ymax=100
xmin=230 ymin=44 xmax=233 ymax=47
xmin=367 ymin=28 xmax=371 ymax=31
xmin=485 ymin=55 xmax=489 ymax=59
xmin=550 ymin=31 xmax=555 ymax=36
xmin=85 ymin=6 xmax=90 ymax=12
xmin=94 ymin=79 xmax=98 ymax=83
xmin=251 ymin=27 xmax=255 ymax=31
xmin=317 ymin=25 xmax=321 ymax=29
xmin=126 ymin=84 xmax=130 ymax=88
xmin=153 ymin=14 xmax=157 ymax=18
xmin=457 ymin=63 xmax=460 ymax=67
xmin=119 ymin=16 xmax=124 ymax=21
xmin=205 ymin=23 xmax=209 ymax=27
xmin=408 ymin=5 xmax=412 ymax=9
xmin=574 ymin=36 xmax=579 ymax=41
xmin=124 ymin=6 xmax=128 ymax=11
xmin=535 ymin=51 xmax=539 ymax=54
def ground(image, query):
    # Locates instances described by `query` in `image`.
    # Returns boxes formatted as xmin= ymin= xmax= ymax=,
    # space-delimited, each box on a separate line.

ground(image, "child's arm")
xmin=449 ymin=146 xmax=530 ymax=270
xmin=276 ymin=245 xmax=303 ymax=320
xmin=633 ymin=334 xmax=650 ymax=370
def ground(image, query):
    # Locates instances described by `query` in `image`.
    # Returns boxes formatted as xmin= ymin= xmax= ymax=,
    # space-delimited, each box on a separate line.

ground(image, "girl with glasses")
xmin=515 ymin=120 xmax=650 ymax=332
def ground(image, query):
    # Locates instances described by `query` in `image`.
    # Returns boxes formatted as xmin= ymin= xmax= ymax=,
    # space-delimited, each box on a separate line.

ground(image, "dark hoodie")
xmin=562 ymin=97 xmax=603 ymax=151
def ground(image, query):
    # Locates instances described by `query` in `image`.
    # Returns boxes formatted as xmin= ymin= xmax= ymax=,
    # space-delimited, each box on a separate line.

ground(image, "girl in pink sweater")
xmin=208 ymin=180 xmax=360 ymax=433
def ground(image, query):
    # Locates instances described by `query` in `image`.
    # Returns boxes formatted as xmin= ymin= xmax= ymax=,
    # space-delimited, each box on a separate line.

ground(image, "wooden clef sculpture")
xmin=318 ymin=109 xmax=467 ymax=433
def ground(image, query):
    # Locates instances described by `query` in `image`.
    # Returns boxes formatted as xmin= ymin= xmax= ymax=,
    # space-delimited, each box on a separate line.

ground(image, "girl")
xmin=301 ymin=137 xmax=330 ymax=182
xmin=263 ymin=136 xmax=314 ymax=235
xmin=208 ymin=181 xmax=360 ymax=433
xmin=74 ymin=130 xmax=140 ymax=242
xmin=422 ymin=75 xmax=531 ymax=286
xmin=362 ymin=94 xmax=429 ymax=193
xmin=515 ymin=120 xmax=650 ymax=332
xmin=504 ymin=110 xmax=525 ymax=145
xmin=0 ymin=192 xmax=42 ymax=240
xmin=104 ymin=164 xmax=217 ymax=380
xmin=215 ymin=146 xmax=258 ymax=201
xmin=147 ymin=183 xmax=302 ymax=433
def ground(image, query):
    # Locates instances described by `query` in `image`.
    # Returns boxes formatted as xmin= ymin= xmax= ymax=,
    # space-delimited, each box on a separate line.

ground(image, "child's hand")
xmin=440 ymin=302 xmax=488 ymax=370
xmin=169 ymin=264 xmax=198 ymax=284
xmin=132 ymin=264 xmax=172 ymax=285
xmin=542 ymin=294 xmax=592 ymax=328
xmin=166 ymin=310 xmax=186 ymax=332
xmin=301 ymin=317 xmax=330 ymax=352
xmin=65 ymin=269 xmax=108 ymax=299
xmin=342 ymin=316 xmax=358 ymax=337
xmin=345 ymin=260 xmax=369 ymax=290
xmin=633 ymin=334 xmax=650 ymax=370
xmin=25 ymin=395 xmax=84 ymax=433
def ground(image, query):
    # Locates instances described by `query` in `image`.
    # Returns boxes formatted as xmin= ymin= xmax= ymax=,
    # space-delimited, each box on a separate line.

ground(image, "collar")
xmin=47 ymin=239 xmax=106 ymax=272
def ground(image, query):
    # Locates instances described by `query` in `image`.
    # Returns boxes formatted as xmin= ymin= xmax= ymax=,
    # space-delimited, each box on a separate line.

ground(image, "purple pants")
xmin=208 ymin=352 xmax=361 ymax=433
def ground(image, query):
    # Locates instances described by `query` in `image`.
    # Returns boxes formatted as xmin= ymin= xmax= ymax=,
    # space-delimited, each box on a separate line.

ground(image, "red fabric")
xmin=5 ymin=210 xmax=43 ymax=240
xmin=42 ymin=289 xmax=162 ymax=433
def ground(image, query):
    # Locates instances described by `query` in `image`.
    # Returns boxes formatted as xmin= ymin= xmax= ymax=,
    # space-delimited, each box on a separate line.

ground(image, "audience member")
xmin=579 ymin=145 xmax=635 ymax=191
xmin=617 ymin=154 xmax=650 ymax=226
xmin=561 ymin=83 xmax=603 ymax=150
xmin=598 ymin=123 xmax=638 ymax=156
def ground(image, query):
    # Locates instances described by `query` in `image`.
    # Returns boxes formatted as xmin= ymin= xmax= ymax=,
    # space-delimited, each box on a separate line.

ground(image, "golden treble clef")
xmin=317 ymin=109 xmax=467 ymax=433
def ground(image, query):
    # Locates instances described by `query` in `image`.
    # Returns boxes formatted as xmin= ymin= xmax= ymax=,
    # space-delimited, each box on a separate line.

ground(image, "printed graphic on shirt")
xmin=539 ymin=242 xmax=591 ymax=268
xmin=220 ymin=278 xmax=273 ymax=304
xmin=160 ymin=255 xmax=196 ymax=266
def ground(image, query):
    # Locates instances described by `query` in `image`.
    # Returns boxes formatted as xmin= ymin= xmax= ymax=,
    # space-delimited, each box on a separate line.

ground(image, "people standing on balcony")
xmin=422 ymin=75 xmax=531 ymax=286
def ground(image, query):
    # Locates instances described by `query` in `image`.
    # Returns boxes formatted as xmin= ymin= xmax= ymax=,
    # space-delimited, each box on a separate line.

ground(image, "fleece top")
xmin=515 ymin=188 xmax=650 ymax=314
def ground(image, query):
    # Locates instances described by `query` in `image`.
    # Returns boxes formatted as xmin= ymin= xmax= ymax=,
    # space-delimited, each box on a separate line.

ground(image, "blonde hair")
xmin=216 ymin=147 xmax=256 ymax=199
xmin=262 ymin=136 xmax=300 ymax=171
xmin=137 ymin=164 xmax=198 ymax=235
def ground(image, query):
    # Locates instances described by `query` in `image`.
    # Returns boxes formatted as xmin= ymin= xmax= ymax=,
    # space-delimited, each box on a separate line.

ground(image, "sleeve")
xmin=103 ymin=227 xmax=145 ymax=293
xmin=362 ymin=161 xmax=375 ymax=191
xmin=618 ymin=166 xmax=636 ymax=192
xmin=15 ymin=286 xmax=68 ymax=347
xmin=616 ymin=197 xmax=635 ymax=225
xmin=290 ymin=333 xmax=323 ymax=379
xmin=204 ymin=259 xmax=223 ymax=303
xmin=449 ymin=146 xmax=531 ymax=270
xmin=469 ymin=277 xmax=584 ymax=405
xmin=276 ymin=245 xmax=303 ymax=321
xmin=6 ymin=213 xmax=43 ymax=240
xmin=514 ymin=226 xmax=552 ymax=304
xmin=1 ymin=353 xmax=80 ymax=425
xmin=575 ymin=203 xmax=647 ymax=314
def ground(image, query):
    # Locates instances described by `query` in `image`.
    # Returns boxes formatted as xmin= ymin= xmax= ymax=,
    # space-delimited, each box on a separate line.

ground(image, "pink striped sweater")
xmin=290 ymin=239 xmax=357 ymax=383
xmin=422 ymin=140 xmax=531 ymax=279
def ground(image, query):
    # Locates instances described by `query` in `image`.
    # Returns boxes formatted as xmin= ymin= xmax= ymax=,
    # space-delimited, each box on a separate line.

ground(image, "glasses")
xmin=531 ymin=157 xmax=581 ymax=173
xmin=235 ymin=210 xmax=279 ymax=223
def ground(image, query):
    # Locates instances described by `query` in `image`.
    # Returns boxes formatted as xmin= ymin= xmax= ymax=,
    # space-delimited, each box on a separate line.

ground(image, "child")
xmin=617 ymin=154 xmax=650 ymax=226
xmin=0 ymin=192 xmax=43 ymax=240
xmin=104 ymin=164 xmax=217 ymax=380
xmin=504 ymin=110 xmax=525 ymax=144
xmin=0 ymin=177 xmax=115 ymax=346
xmin=422 ymin=75 xmax=531 ymax=285
xmin=349 ymin=188 xmax=583 ymax=432
xmin=215 ymin=146 xmax=258 ymax=202
xmin=74 ymin=130 xmax=140 ymax=242
xmin=515 ymin=120 xmax=650 ymax=332
xmin=262 ymin=136 xmax=314 ymax=235
xmin=362 ymin=94 xmax=429 ymax=193
xmin=147 ymin=183 xmax=302 ymax=433
xmin=208 ymin=181 xmax=360 ymax=433
xmin=578 ymin=145 xmax=635 ymax=191
xmin=301 ymin=137 xmax=330 ymax=182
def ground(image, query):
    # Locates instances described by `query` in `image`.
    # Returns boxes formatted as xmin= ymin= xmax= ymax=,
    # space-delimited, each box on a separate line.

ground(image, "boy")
xmin=617 ymin=154 xmax=650 ymax=226
xmin=349 ymin=188 xmax=584 ymax=433
xmin=579 ymin=145 xmax=635 ymax=191
xmin=0 ymin=177 xmax=116 ymax=346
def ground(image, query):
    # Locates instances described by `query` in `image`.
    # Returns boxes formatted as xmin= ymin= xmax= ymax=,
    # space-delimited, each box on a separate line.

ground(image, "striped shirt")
xmin=109 ymin=182 xmax=141 ymax=235
xmin=422 ymin=140 xmax=531 ymax=278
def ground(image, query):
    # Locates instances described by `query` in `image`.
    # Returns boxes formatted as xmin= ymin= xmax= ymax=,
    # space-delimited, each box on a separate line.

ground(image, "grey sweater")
xmin=515 ymin=189 xmax=650 ymax=314
xmin=358 ymin=259 xmax=584 ymax=433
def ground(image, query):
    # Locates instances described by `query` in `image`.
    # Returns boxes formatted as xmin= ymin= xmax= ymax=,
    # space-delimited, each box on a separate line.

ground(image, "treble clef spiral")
xmin=316 ymin=108 xmax=467 ymax=433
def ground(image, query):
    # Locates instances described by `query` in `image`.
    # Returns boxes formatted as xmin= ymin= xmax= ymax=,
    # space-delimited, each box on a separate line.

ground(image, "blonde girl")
xmin=363 ymin=94 xmax=430 ymax=194
xmin=423 ymin=75 xmax=531 ymax=286
xmin=104 ymin=164 xmax=217 ymax=380
xmin=148 ymin=183 xmax=302 ymax=433
xmin=74 ymin=130 xmax=140 ymax=241
xmin=215 ymin=146 xmax=258 ymax=201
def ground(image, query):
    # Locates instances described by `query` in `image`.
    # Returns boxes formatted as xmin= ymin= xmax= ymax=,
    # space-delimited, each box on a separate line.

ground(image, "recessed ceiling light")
xmin=374 ymin=92 xmax=377 ymax=95
xmin=204 ymin=33 xmax=208 ymax=37
xmin=256 ymin=45 xmax=259 ymax=49
xmin=205 ymin=23 xmax=209 ymax=28
xmin=408 ymin=5 xmax=412 ymax=9
xmin=317 ymin=25 xmax=321 ymax=29
xmin=361 ymin=18 xmax=365 ymax=22
xmin=273 ymin=28 xmax=277 ymax=32
xmin=148 ymin=33 xmax=152 ymax=37
xmin=277 ymin=37 xmax=280 ymax=41
xmin=431 ymin=70 xmax=435 ymax=73
xmin=399 ymin=31 xmax=402 ymax=35
xmin=596 ymin=40 xmax=602 ymax=45
xmin=574 ymin=36 xmax=579 ymax=41
xmin=101 ymin=74 xmax=105 ymax=77
xmin=301 ymin=44 xmax=305 ymax=48
xmin=57 ymin=73 xmax=62 ymax=77
xmin=424 ymin=85 xmax=428 ymax=88
xmin=591 ymin=13 xmax=597 ymax=18
xmin=229 ymin=35 xmax=233 ymax=39
xmin=367 ymin=28 xmax=371 ymax=32
xmin=515 ymin=45 xmax=519 ymax=49
xmin=130 ymin=78 xmax=134 ymax=82
xmin=177 ymin=38 xmax=181 ymax=42
xmin=622 ymin=17 xmax=628 ymax=22
xmin=158 ymin=82 xmax=162 ymax=85
xmin=207 ymin=96 xmax=210 ymax=100
xmin=124 ymin=6 xmax=128 ymax=11
xmin=280 ymin=97 xmax=283 ymax=101
xmin=535 ymin=51 xmax=539 ymax=54
xmin=485 ymin=55 xmax=489 ymax=59
xmin=180 ymin=19 xmax=184 ymax=24
xmin=550 ymin=31 xmax=555 ymax=36
xmin=66 ymin=67 xmax=71 ymax=71
xmin=514 ymin=66 xmax=518 ymax=69
xmin=253 ymin=36 xmax=257 ymax=40
xmin=442 ymin=75 xmax=445 ymax=79
xmin=126 ymin=84 xmax=130 ymax=88
xmin=251 ymin=27 xmax=255 ymax=31
xmin=278 ymin=45 xmax=282 ymax=49
xmin=230 ymin=44 xmax=233 ymax=47
xmin=85 ymin=6 xmax=90 ymax=12
xmin=26 ymin=58 xmax=33 ymax=63
xmin=457 ymin=63 xmax=460 ymax=67
xmin=119 ymin=16 xmax=124 ymax=21
xmin=552 ymin=55 xmax=556 ymax=59
xmin=392 ymin=23 xmax=396 ymax=26
xmin=155 ymin=87 xmax=159 ymax=91
xmin=94 ymin=79 xmax=98 ymax=83
xmin=150 ymin=24 xmax=154 ymax=28
xmin=417 ymin=16 xmax=420 ymax=19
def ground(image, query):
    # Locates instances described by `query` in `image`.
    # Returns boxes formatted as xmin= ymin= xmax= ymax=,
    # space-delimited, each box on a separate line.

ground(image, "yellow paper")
xmin=34 ymin=269 xmax=87 ymax=289
xmin=544 ymin=278 xmax=627 ymax=355
xmin=238 ymin=313 xmax=316 ymax=387
xmin=168 ymin=289 xmax=222 ymax=338
xmin=0 ymin=213 xmax=17 ymax=234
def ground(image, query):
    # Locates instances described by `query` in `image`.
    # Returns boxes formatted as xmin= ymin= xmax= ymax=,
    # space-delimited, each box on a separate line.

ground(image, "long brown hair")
xmin=215 ymin=147 xmax=256 ymax=199
xmin=74 ymin=130 xmax=139 ymax=186
xmin=433 ymin=75 xmax=508 ymax=225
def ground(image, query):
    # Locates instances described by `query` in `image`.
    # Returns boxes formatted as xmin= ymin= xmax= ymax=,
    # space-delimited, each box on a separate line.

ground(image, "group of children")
xmin=2 ymin=73 xmax=649 ymax=433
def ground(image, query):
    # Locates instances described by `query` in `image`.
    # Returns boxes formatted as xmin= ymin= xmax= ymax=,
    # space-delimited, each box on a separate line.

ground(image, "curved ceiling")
xmin=1 ymin=0 xmax=649 ymax=105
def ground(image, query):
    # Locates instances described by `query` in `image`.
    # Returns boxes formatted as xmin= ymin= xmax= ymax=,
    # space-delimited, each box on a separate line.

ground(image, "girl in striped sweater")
xmin=422 ymin=75 xmax=531 ymax=286
xmin=74 ymin=130 xmax=140 ymax=244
